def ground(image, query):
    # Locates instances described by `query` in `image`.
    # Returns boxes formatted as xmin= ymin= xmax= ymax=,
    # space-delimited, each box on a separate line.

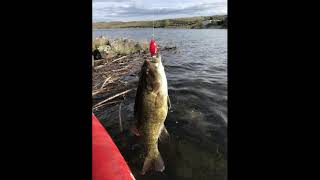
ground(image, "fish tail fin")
xmin=141 ymin=152 xmax=165 ymax=175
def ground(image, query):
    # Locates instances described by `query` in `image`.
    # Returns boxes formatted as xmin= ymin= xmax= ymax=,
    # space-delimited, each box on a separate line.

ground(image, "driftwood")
xmin=94 ymin=63 xmax=108 ymax=70
xmin=119 ymin=103 xmax=123 ymax=132
xmin=112 ymin=56 xmax=127 ymax=63
xmin=94 ymin=59 xmax=105 ymax=67
xmin=111 ymin=65 xmax=132 ymax=72
xmin=92 ymin=88 xmax=110 ymax=96
xmin=93 ymin=37 xmax=179 ymax=126
xmin=119 ymin=80 xmax=128 ymax=84
xmin=93 ymin=38 xmax=177 ymax=116
xmin=92 ymin=100 xmax=122 ymax=110
xmin=93 ymin=89 xmax=133 ymax=109
xmin=92 ymin=90 xmax=100 ymax=96
xmin=101 ymin=76 xmax=112 ymax=89
xmin=93 ymin=82 xmax=102 ymax=89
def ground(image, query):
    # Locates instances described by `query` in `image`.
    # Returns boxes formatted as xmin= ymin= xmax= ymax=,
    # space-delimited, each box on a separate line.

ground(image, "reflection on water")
xmin=93 ymin=28 xmax=227 ymax=180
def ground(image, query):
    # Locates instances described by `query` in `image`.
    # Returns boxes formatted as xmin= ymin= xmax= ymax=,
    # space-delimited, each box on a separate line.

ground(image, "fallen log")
xmin=101 ymin=76 xmax=112 ymax=89
xmin=92 ymin=100 xmax=122 ymax=110
xmin=93 ymin=89 xmax=133 ymax=108
xmin=94 ymin=63 xmax=108 ymax=70
xmin=112 ymin=56 xmax=127 ymax=63
xmin=92 ymin=88 xmax=110 ymax=96
xmin=119 ymin=103 xmax=123 ymax=133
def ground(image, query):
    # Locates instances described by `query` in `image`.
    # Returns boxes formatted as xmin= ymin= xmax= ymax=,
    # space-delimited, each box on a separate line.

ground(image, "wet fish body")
xmin=133 ymin=54 xmax=169 ymax=175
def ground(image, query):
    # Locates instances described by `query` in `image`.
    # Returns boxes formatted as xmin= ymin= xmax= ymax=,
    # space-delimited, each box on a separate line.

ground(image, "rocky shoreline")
xmin=92 ymin=36 xmax=176 ymax=117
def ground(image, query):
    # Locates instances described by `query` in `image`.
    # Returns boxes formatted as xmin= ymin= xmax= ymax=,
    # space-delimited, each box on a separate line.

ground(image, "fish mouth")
xmin=149 ymin=58 xmax=159 ymax=63
xmin=149 ymin=54 xmax=161 ymax=64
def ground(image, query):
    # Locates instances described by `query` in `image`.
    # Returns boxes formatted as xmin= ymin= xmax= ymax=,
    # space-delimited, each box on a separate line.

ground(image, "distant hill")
xmin=93 ymin=15 xmax=227 ymax=29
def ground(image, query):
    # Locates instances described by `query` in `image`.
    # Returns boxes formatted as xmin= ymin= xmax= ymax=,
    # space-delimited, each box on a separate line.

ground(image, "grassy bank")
xmin=93 ymin=15 xmax=227 ymax=29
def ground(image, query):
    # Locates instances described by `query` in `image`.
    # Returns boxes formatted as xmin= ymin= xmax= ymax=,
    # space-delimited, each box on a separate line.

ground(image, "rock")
xmin=97 ymin=45 xmax=112 ymax=53
xmin=93 ymin=38 xmax=149 ymax=56
xmin=134 ymin=43 xmax=142 ymax=51
xmin=97 ymin=46 xmax=104 ymax=52
xmin=110 ymin=39 xmax=136 ymax=55
xmin=93 ymin=36 xmax=109 ymax=49
xmin=103 ymin=45 xmax=112 ymax=53
xmin=93 ymin=49 xmax=102 ymax=60
xmin=106 ymin=51 xmax=117 ymax=60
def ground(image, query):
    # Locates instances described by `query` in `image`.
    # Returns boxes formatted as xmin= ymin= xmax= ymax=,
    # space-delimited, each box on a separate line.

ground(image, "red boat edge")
xmin=92 ymin=114 xmax=135 ymax=180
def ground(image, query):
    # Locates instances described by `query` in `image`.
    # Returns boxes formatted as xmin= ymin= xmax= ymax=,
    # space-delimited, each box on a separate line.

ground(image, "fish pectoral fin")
xmin=130 ymin=126 xmax=140 ymax=136
xmin=141 ymin=153 xmax=165 ymax=175
xmin=159 ymin=125 xmax=170 ymax=143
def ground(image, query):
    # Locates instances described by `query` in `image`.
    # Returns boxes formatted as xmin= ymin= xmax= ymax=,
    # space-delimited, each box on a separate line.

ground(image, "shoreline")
xmin=93 ymin=27 xmax=227 ymax=30
xmin=93 ymin=15 xmax=227 ymax=29
xmin=92 ymin=37 xmax=177 ymax=117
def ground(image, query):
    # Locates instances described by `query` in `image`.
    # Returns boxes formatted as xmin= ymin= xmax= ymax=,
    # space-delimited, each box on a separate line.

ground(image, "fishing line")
xmin=152 ymin=7 xmax=155 ymax=39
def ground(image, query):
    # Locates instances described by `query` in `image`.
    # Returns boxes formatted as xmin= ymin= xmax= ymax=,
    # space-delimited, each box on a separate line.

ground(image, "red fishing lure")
xmin=149 ymin=38 xmax=157 ymax=56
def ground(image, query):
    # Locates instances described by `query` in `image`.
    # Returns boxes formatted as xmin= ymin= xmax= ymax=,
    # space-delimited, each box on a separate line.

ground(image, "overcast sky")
xmin=93 ymin=0 xmax=227 ymax=22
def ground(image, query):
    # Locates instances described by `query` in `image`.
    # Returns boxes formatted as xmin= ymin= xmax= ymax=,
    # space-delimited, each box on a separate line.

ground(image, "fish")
xmin=132 ymin=54 xmax=170 ymax=175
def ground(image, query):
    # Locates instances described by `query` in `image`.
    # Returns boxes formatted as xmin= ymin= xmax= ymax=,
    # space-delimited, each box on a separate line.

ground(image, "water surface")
xmin=93 ymin=28 xmax=227 ymax=180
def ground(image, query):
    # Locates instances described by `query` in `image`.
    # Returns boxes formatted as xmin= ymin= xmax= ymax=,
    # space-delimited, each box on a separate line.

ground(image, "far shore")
xmin=93 ymin=15 xmax=227 ymax=29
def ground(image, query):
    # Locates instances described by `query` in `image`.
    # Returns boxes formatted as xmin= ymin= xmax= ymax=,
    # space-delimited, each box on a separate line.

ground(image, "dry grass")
xmin=92 ymin=37 xmax=149 ymax=113
xmin=92 ymin=37 xmax=176 ymax=116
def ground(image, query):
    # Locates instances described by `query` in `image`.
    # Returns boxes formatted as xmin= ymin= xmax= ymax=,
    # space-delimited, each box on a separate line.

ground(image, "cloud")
xmin=92 ymin=0 xmax=129 ymax=2
xmin=93 ymin=0 xmax=227 ymax=22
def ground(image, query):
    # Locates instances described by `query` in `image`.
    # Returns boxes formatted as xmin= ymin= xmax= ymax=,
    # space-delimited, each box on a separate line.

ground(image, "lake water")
xmin=93 ymin=28 xmax=227 ymax=180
